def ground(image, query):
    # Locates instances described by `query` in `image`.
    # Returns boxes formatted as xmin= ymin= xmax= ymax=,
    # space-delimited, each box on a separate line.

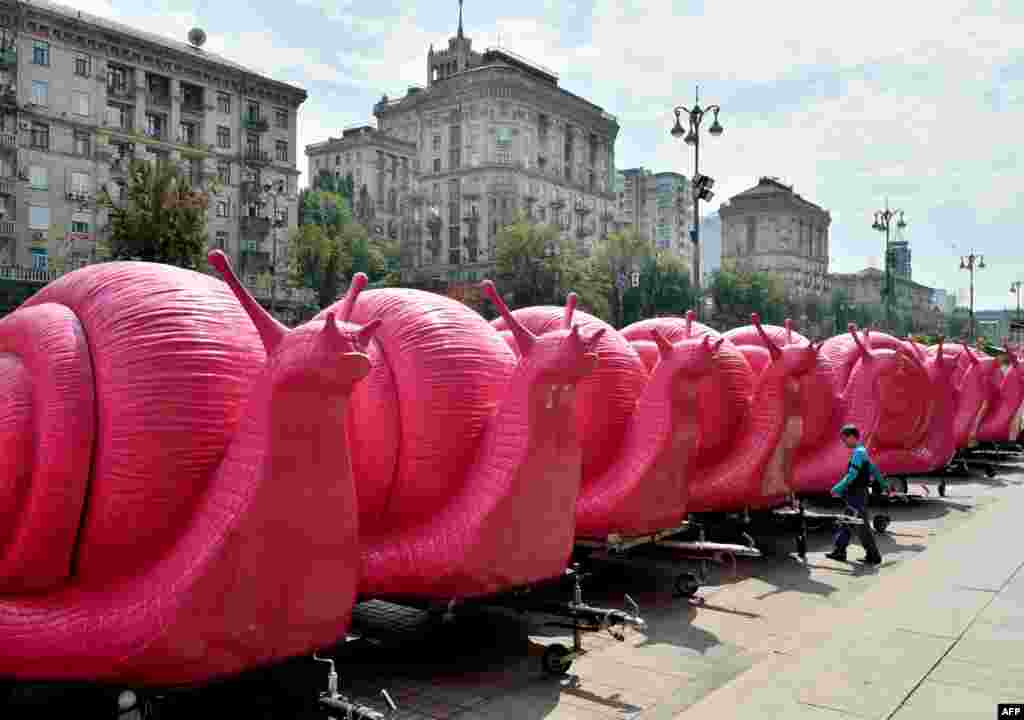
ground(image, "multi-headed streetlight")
xmin=262 ymin=178 xmax=286 ymax=316
xmin=959 ymin=251 xmax=985 ymax=340
xmin=671 ymin=86 xmax=723 ymax=293
xmin=1011 ymin=280 xmax=1022 ymax=345
xmin=871 ymin=203 xmax=907 ymax=333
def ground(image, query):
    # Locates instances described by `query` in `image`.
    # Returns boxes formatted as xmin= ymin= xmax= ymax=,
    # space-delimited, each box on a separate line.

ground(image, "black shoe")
xmin=859 ymin=555 xmax=882 ymax=565
xmin=825 ymin=550 xmax=847 ymax=562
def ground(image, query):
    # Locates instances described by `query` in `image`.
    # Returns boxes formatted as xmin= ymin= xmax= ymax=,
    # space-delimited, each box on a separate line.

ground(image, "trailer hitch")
xmin=314 ymin=653 xmax=397 ymax=720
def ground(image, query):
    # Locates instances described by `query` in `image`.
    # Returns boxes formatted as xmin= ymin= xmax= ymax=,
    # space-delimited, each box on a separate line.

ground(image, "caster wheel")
xmin=873 ymin=515 xmax=891 ymax=533
xmin=796 ymin=534 xmax=808 ymax=559
xmin=985 ymin=466 xmax=997 ymax=478
xmin=899 ymin=477 xmax=909 ymax=494
xmin=674 ymin=573 xmax=701 ymax=598
xmin=542 ymin=644 xmax=573 ymax=676
xmin=938 ymin=482 xmax=947 ymax=497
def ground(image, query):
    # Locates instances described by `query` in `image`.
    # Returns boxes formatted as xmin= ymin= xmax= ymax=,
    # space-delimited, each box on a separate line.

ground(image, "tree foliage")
xmin=492 ymin=216 xmax=609 ymax=318
xmin=622 ymin=251 xmax=699 ymax=325
xmin=97 ymin=159 xmax=207 ymax=269
xmin=709 ymin=268 xmax=788 ymax=327
xmin=288 ymin=196 xmax=399 ymax=309
xmin=591 ymin=229 xmax=653 ymax=327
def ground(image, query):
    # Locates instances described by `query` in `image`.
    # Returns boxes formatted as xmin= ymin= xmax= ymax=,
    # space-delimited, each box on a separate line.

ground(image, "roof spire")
xmin=458 ymin=0 xmax=464 ymax=37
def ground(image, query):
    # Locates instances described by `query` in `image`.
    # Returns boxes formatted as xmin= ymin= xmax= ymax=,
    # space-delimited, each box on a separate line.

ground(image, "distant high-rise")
xmin=613 ymin=166 xmax=694 ymax=281
xmin=889 ymin=239 xmax=911 ymax=280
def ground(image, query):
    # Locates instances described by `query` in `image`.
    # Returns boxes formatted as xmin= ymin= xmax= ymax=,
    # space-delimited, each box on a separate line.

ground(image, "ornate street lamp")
xmin=671 ymin=85 xmax=722 ymax=294
xmin=960 ymin=251 xmax=985 ymax=340
xmin=871 ymin=201 xmax=907 ymax=333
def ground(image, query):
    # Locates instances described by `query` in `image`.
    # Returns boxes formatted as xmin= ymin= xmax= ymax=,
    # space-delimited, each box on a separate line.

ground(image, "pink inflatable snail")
xmin=0 ymin=251 xmax=377 ymax=684
xmin=317 ymin=280 xmax=605 ymax=600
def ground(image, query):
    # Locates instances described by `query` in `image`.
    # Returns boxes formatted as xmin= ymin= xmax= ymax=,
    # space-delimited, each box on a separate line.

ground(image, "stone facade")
xmin=366 ymin=27 xmax=618 ymax=285
xmin=831 ymin=267 xmax=938 ymax=331
xmin=306 ymin=125 xmax=417 ymax=250
xmin=0 ymin=0 xmax=306 ymax=303
xmin=719 ymin=177 xmax=831 ymax=299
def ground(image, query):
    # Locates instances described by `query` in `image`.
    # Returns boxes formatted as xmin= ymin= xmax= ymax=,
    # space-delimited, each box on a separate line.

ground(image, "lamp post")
xmin=959 ymin=251 xmax=985 ymax=341
xmin=1011 ymin=280 xmax=1022 ymax=345
xmin=262 ymin=178 xmax=286 ymax=316
xmin=671 ymin=86 xmax=723 ymax=293
xmin=871 ymin=201 xmax=906 ymax=333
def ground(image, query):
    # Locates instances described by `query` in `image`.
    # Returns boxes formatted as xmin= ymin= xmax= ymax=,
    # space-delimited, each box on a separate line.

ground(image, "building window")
xmin=246 ymin=133 xmax=260 ymax=154
xmin=216 ymin=201 xmax=228 ymax=217
xmin=217 ymin=161 xmax=230 ymax=185
xmin=29 ymin=165 xmax=47 ymax=189
xmin=32 ymin=41 xmax=49 ymax=66
xmin=216 ymin=125 xmax=230 ymax=149
xmin=73 ymin=132 xmax=91 ymax=157
xmin=246 ymin=101 xmax=260 ymax=121
xmin=345 ymin=152 xmax=351 ymax=164
xmin=74 ymin=54 xmax=91 ymax=77
xmin=275 ymin=140 xmax=288 ymax=162
xmin=71 ymin=214 xmax=90 ymax=234
xmin=72 ymin=91 xmax=90 ymax=116
xmin=28 ymin=204 xmax=50 ymax=230
xmin=335 ymin=154 xmax=341 ymax=166
xmin=745 ymin=215 xmax=756 ymax=254
xmin=31 ymin=80 xmax=48 ymax=106
xmin=275 ymin=207 xmax=287 ymax=225
xmin=495 ymin=149 xmax=511 ymax=165
xmin=145 ymin=113 xmax=165 ymax=140
xmin=217 ymin=93 xmax=231 ymax=114
xmin=31 ymin=248 xmax=48 ymax=271
xmin=70 ymin=171 xmax=90 ymax=196
xmin=433 ymin=158 xmax=441 ymax=173
xmin=214 ymin=230 xmax=228 ymax=249
xmin=106 ymin=103 xmax=131 ymax=130
xmin=30 ymin=122 xmax=49 ymax=150
xmin=106 ymin=65 xmax=128 ymax=94
xmin=274 ymin=108 xmax=288 ymax=129
xmin=432 ymin=135 xmax=441 ymax=151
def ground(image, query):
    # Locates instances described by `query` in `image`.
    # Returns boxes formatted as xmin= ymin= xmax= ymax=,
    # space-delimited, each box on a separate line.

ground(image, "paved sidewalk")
xmin=678 ymin=481 xmax=1024 ymax=719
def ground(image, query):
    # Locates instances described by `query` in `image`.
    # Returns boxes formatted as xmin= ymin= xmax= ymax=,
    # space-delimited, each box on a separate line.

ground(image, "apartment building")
xmin=613 ymin=167 xmax=695 ymax=282
xmin=0 ymin=0 xmax=306 ymax=307
xmin=334 ymin=18 xmax=619 ymax=286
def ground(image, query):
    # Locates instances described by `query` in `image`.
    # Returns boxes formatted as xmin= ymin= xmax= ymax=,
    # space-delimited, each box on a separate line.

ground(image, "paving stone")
xmin=928 ymin=656 xmax=1024 ymax=697
xmin=890 ymin=679 xmax=1001 ymax=719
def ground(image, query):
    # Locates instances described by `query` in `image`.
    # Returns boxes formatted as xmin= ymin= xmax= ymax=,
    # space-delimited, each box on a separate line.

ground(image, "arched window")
xmin=388 ymin=188 xmax=397 ymax=213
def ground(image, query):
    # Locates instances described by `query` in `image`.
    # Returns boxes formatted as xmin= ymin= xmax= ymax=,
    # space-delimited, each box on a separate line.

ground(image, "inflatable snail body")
xmin=932 ymin=344 xmax=1000 ymax=449
xmin=0 ymin=253 xmax=373 ymax=684
xmin=787 ymin=325 xmax=904 ymax=495
xmin=494 ymin=299 xmax=712 ymax=537
xmin=624 ymin=314 xmax=815 ymax=513
xmin=978 ymin=346 xmax=1024 ymax=443
xmin=325 ymin=283 xmax=604 ymax=600
xmin=863 ymin=336 xmax=959 ymax=474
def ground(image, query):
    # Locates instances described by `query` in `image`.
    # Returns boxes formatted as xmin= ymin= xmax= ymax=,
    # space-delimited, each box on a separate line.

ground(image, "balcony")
xmin=0 ymin=86 xmax=15 ymax=108
xmin=146 ymin=92 xmax=171 ymax=109
xmin=0 ymin=131 xmax=17 ymax=149
xmin=244 ymin=148 xmax=270 ymax=166
xmin=0 ymin=264 xmax=63 ymax=285
xmin=240 ymin=215 xmax=271 ymax=234
xmin=66 ymin=190 xmax=93 ymax=204
xmin=107 ymin=83 xmax=136 ymax=100
xmin=0 ymin=179 xmax=12 ymax=195
xmin=0 ymin=220 xmax=15 ymax=236
xmin=0 ymin=47 xmax=15 ymax=67
xmin=243 ymin=115 xmax=269 ymax=132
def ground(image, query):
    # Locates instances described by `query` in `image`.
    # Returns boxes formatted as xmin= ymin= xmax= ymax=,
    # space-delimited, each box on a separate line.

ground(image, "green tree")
xmin=591 ymin=229 xmax=653 ymax=327
xmin=97 ymin=159 xmax=207 ymax=268
xmin=709 ymin=268 xmax=787 ymax=328
xmin=493 ymin=215 xmax=608 ymax=318
xmin=622 ymin=251 xmax=698 ymax=325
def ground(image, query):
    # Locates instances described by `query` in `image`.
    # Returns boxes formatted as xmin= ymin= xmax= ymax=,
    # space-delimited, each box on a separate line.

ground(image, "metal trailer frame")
xmin=353 ymin=565 xmax=648 ymax=679
xmin=773 ymin=497 xmax=893 ymax=560
xmin=313 ymin=653 xmax=397 ymax=720
xmin=573 ymin=521 xmax=762 ymax=601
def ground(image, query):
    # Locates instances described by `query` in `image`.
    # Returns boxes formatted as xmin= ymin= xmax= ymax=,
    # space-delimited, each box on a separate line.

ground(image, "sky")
xmin=69 ymin=0 xmax=1024 ymax=310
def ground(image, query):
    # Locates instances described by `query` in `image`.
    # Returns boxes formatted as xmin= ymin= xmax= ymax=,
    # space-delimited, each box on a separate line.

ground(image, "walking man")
xmin=826 ymin=425 xmax=885 ymax=565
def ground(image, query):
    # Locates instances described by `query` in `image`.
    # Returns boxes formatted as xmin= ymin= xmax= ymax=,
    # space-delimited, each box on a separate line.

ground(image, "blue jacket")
xmin=832 ymin=444 xmax=887 ymax=495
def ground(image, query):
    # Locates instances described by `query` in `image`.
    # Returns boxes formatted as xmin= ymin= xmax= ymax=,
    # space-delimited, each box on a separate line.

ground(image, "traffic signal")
xmin=693 ymin=174 xmax=715 ymax=202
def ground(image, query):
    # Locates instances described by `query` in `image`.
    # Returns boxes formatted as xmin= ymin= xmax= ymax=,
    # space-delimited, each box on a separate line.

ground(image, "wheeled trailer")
xmin=574 ymin=522 xmax=762 ymax=600
xmin=773 ymin=498 xmax=892 ymax=560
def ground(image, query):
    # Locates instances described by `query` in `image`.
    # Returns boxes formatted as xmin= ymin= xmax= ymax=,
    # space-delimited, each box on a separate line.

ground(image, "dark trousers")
xmin=833 ymin=487 xmax=882 ymax=560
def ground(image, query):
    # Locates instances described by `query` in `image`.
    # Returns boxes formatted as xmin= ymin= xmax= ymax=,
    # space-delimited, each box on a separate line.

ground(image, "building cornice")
xmin=11 ymin=0 xmax=307 ymax=107
xmin=306 ymin=131 xmax=417 ymax=157
xmin=374 ymin=65 xmax=618 ymax=141
xmin=719 ymin=196 xmax=832 ymax=223
xmin=417 ymin=163 xmax=616 ymax=202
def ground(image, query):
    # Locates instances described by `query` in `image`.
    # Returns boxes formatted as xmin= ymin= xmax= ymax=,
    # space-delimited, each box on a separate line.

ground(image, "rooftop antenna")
xmin=458 ymin=0 xmax=464 ymax=37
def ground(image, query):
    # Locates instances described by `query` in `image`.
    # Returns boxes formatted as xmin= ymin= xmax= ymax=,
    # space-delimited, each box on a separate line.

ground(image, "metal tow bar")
xmin=540 ymin=566 xmax=647 ymax=677
xmin=314 ymin=653 xmax=397 ymax=720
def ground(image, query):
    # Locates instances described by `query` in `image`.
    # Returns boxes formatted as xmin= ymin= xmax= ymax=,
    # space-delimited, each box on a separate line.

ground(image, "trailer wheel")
xmin=938 ymin=481 xmax=947 ymax=497
xmin=872 ymin=515 xmax=890 ymax=533
xmin=542 ymin=644 xmax=573 ymax=676
xmin=674 ymin=573 xmax=701 ymax=599
xmin=985 ymin=465 xmax=997 ymax=478
xmin=796 ymin=533 xmax=808 ymax=559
